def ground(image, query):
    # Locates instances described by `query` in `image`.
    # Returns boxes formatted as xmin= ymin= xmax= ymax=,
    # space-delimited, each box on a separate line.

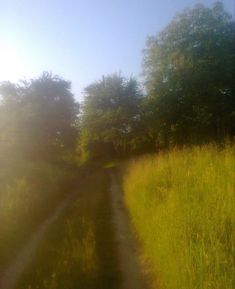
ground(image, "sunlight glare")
xmin=0 ymin=44 xmax=25 ymax=82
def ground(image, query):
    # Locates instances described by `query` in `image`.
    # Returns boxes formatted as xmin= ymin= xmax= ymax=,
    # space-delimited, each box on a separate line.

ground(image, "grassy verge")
xmin=121 ymin=145 xmax=235 ymax=289
xmin=0 ymin=159 xmax=76 ymax=273
xmin=15 ymin=169 xmax=121 ymax=289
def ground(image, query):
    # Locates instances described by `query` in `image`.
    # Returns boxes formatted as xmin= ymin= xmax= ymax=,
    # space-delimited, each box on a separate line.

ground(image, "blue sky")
xmin=1 ymin=0 xmax=234 ymax=100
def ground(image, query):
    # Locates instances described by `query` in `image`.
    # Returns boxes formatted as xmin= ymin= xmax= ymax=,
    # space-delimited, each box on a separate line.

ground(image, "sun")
xmin=0 ymin=44 xmax=25 ymax=82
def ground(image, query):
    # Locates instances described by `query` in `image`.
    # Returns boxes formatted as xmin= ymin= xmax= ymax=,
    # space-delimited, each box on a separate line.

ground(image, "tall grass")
xmin=122 ymin=145 xmax=235 ymax=289
xmin=0 ymin=159 xmax=76 ymax=272
xmin=15 ymin=170 xmax=121 ymax=289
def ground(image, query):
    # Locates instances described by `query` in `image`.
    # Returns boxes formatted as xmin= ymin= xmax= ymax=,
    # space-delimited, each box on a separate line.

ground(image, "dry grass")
xmin=122 ymin=145 xmax=235 ymax=289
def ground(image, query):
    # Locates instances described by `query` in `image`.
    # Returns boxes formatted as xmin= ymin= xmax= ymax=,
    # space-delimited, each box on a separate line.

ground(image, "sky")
xmin=0 ymin=0 xmax=234 ymax=100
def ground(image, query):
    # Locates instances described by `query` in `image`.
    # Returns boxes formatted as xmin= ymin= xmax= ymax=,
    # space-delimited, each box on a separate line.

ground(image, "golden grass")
xmin=122 ymin=145 xmax=235 ymax=289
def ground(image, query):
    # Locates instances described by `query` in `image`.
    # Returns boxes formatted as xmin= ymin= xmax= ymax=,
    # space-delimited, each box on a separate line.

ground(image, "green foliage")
xmin=122 ymin=145 xmax=235 ymax=289
xmin=0 ymin=72 xmax=79 ymax=160
xmin=0 ymin=157 xmax=76 ymax=271
xmin=0 ymin=72 xmax=79 ymax=271
xmin=77 ymin=74 xmax=146 ymax=164
xmin=77 ymin=2 xmax=235 ymax=165
xmin=143 ymin=2 xmax=235 ymax=146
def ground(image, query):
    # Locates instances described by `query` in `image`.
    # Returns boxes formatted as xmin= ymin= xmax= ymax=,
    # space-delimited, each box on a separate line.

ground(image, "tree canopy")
xmin=77 ymin=74 xmax=147 ymax=164
xmin=0 ymin=72 xmax=79 ymax=160
xmin=143 ymin=1 xmax=235 ymax=146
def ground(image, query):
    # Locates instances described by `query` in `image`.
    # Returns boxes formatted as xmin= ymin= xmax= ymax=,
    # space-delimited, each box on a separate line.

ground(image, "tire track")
xmin=109 ymin=171 xmax=150 ymax=289
xmin=0 ymin=192 xmax=77 ymax=289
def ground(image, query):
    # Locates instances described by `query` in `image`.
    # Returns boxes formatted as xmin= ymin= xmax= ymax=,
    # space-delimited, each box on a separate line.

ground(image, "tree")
xmin=143 ymin=1 xmax=235 ymax=146
xmin=0 ymin=72 xmax=79 ymax=160
xmin=77 ymin=74 xmax=146 ymax=164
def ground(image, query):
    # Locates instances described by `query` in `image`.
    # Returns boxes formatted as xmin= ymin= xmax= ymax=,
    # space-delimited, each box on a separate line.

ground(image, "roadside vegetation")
xmin=0 ymin=158 xmax=76 ymax=273
xmin=0 ymin=73 xmax=78 ymax=273
xmin=122 ymin=145 xmax=235 ymax=289
xmin=15 ymin=170 xmax=121 ymax=289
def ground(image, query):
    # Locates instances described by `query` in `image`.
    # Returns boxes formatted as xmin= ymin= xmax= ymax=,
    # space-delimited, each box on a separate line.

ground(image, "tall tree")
xmin=77 ymin=74 xmax=145 ymax=164
xmin=143 ymin=1 xmax=235 ymax=146
xmin=0 ymin=72 xmax=78 ymax=160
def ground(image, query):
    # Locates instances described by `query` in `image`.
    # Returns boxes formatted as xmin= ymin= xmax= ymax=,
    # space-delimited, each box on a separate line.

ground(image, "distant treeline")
xmin=0 ymin=1 xmax=234 ymax=165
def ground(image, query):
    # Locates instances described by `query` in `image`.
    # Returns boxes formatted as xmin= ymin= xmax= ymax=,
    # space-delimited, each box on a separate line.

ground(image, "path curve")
xmin=110 ymin=171 xmax=150 ymax=289
xmin=0 ymin=191 xmax=77 ymax=289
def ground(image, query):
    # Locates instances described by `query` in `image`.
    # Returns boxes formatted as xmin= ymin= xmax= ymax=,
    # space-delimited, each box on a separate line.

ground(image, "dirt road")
xmin=0 ymin=172 xmax=150 ymax=289
xmin=109 ymin=171 xmax=150 ymax=289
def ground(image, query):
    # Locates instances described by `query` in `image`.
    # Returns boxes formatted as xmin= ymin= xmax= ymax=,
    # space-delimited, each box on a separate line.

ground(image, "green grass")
xmin=15 ymin=170 xmax=121 ymax=289
xmin=122 ymin=145 xmax=235 ymax=289
xmin=0 ymin=159 xmax=76 ymax=273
